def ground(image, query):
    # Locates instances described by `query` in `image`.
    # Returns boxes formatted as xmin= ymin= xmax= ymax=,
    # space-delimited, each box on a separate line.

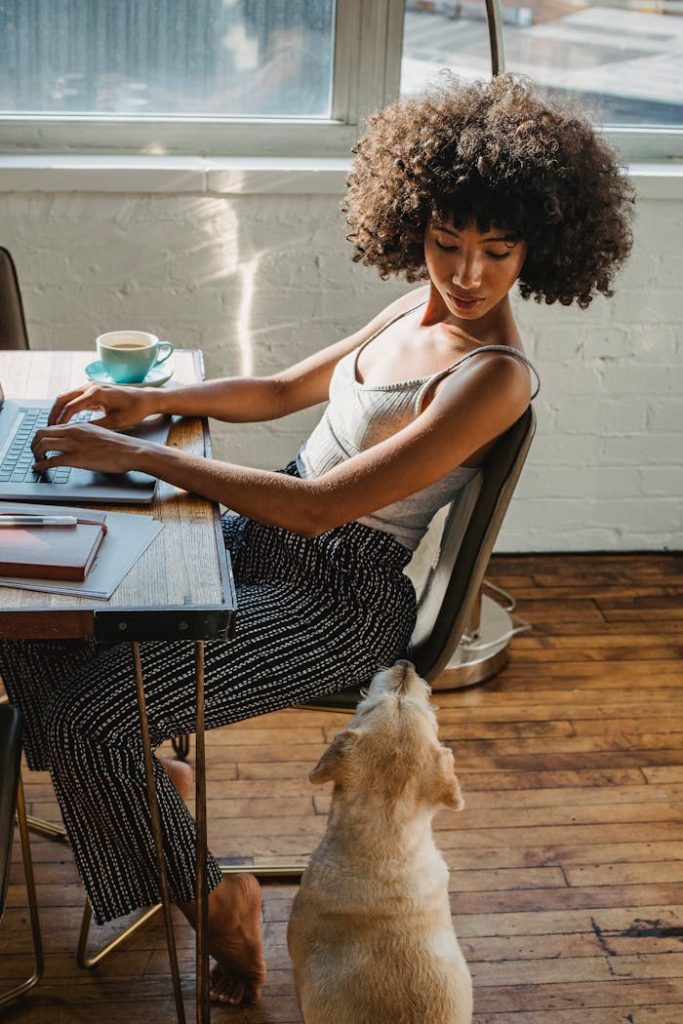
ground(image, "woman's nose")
xmin=452 ymin=257 xmax=481 ymax=289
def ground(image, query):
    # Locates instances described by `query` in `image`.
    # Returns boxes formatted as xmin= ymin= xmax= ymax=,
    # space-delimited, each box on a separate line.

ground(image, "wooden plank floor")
xmin=2 ymin=553 xmax=682 ymax=1023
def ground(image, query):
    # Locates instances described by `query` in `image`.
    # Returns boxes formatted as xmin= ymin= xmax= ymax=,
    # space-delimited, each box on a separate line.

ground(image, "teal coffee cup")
xmin=96 ymin=331 xmax=174 ymax=384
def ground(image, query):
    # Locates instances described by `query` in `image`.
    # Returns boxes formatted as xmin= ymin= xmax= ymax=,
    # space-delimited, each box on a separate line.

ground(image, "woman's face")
xmin=424 ymin=217 xmax=527 ymax=325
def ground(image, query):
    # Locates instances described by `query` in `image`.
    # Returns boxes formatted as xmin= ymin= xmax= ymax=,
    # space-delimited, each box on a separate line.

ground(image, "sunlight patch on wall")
xmin=236 ymin=253 xmax=259 ymax=376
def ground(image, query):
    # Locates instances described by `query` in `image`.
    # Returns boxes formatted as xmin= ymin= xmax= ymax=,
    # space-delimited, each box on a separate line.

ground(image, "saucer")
xmin=84 ymin=360 xmax=174 ymax=388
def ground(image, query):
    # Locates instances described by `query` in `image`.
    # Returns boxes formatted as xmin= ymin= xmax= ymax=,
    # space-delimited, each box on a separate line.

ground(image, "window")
xmin=0 ymin=0 xmax=403 ymax=156
xmin=0 ymin=0 xmax=680 ymax=160
xmin=401 ymin=1 xmax=683 ymax=159
xmin=0 ymin=0 xmax=336 ymax=119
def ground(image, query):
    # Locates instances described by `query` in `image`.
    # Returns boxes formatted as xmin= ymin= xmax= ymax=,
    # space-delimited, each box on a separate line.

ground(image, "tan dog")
xmin=288 ymin=660 xmax=473 ymax=1024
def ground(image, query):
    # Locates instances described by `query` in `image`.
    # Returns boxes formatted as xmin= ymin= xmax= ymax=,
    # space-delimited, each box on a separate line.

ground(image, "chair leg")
xmin=0 ymin=776 xmax=44 ymax=1007
xmin=171 ymin=734 xmax=191 ymax=760
xmin=27 ymin=814 xmax=68 ymax=841
xmin=463 ymin=584 xmax=483 ymax=642
xmin=76 ymin=900 xmax=163 ymax=969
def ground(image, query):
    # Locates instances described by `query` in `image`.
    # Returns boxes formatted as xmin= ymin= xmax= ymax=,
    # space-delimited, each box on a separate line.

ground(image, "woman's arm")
xmin=48 ymin=289 xmax=428 ymax=429
xmin=32 ymin=349 xmax=530 ymax=537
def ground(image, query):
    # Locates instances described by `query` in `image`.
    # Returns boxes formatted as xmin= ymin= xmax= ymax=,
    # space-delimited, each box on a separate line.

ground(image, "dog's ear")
xmin=436 ymin=746 xmax=465 ymax=810
xmin=309 ymin=730 xmax=358 ymax=785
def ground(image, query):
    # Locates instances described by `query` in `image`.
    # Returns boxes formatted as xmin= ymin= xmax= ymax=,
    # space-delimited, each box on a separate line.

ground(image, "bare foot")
xmin=178 ymin=874 xmax=266 ymax=1006
xmin=159 ymin=756 xmax=194 ymax=802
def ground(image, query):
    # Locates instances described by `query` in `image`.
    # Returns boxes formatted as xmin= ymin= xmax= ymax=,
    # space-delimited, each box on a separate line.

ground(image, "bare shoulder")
xmin=417 ymin=349 xmax=531 ymax=469
xmin=432 ymin=345 xmax=532 ymax=424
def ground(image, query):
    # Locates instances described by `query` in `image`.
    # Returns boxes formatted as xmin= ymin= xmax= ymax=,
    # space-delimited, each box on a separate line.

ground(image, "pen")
xmin=0 ymin=515 xmax=78 ymax=527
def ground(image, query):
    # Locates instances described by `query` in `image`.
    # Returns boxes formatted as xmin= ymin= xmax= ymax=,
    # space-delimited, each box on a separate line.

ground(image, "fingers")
xmin=31 ymin=429 xmax=73 ymax=470
xmin=32 ymin=445 xmax=70 ymax=472
xmin=32 ymin=453 xmax=69 ymax=472
xmin=49 ymin=385 xmax=115 ymax=426
xmin=32 ymin=427 xmax=58 ymax=458
xmin=30 ymin=421 xmax=138 ymax=475
xmin=32 ymin=423 xmax=94 ymax=464
xmin=48 ymin=386 xmax=90 ymax=425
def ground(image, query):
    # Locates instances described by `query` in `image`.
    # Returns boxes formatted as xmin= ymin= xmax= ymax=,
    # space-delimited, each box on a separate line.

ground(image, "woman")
xmin=3 ymin=75 xmax=633 ymax=1005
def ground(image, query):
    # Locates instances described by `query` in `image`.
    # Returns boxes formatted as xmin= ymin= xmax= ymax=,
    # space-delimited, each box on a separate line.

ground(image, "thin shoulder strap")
xmin=415 ymin=344 xmax=540 ymax=413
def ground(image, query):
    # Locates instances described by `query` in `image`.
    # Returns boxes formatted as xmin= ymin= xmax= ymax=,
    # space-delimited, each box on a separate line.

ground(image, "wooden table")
xmin=0 ymin=349 xmax=236 ymax=1024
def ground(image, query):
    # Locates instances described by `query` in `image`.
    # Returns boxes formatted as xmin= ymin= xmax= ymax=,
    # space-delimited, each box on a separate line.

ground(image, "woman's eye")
xmin=435 ymin=239 xmax=457 ymax=251
xmin=487 ymin=252 xmax=510 ymax=261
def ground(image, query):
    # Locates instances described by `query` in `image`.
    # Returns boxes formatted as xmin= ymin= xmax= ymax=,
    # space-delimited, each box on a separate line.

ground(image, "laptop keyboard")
xmin=0 ymin=407 xmax=94 ymax=484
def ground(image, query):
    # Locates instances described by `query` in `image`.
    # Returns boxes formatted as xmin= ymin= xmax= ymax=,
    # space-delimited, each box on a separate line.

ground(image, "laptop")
xmin=0 ymin=381 xmax=171 ymax=504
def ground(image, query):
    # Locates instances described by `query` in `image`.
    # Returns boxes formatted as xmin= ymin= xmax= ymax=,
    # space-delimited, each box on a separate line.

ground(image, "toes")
xmin=209 ymin=964 xmax=250 ymax=1006
xmin=208 ymin=964 xmax=262 ymax=1007
xmin=209 ymin=974 xmax=245 ymax=1006
xmin=228 ymin=982 xmax=245 ymax=1006
xmin=208 ymin=970 xmax=230 ymax=1003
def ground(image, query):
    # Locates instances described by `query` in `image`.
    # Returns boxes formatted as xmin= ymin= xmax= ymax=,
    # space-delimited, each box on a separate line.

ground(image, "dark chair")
xmin=0 ymin=704 xmax=43 ymax=1006
xmin=0 ymin=247 xmax=30 ymax=350
xmin=305 ymin=406 xmax=536 ymax=709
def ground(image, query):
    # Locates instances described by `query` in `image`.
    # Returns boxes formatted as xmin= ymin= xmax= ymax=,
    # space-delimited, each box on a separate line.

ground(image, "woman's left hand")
xmin=31 ymin=421 xmax=147 ymax=475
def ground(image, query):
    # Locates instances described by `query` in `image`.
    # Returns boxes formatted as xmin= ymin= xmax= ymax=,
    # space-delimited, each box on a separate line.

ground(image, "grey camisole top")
xmin=296 ymin=302 xmax=540 ymax=551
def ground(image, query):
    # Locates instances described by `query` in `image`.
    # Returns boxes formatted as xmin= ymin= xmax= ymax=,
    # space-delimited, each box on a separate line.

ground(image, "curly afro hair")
xmin=344 ymin=74 xmax=634 ymax=308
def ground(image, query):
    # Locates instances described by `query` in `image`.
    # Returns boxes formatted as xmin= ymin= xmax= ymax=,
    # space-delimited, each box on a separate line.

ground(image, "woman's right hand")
xmin=47 ymin=383 xmax=161 ymax=430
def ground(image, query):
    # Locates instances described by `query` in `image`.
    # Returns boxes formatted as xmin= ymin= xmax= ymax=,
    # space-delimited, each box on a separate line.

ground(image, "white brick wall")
xmin=0 ymin=183 xmax=681 ymax=551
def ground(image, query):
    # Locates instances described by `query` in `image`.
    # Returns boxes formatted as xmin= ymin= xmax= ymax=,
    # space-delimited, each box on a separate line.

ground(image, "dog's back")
xmin=293 ymin=932 xmax=471 ymax=1024
xmin=288 ymin=662 xmax=473 ymax=1024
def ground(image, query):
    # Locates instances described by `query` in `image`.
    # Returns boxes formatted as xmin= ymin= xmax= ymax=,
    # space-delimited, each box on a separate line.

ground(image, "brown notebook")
xmin=0 ymin=513 xmax=107 ymax=582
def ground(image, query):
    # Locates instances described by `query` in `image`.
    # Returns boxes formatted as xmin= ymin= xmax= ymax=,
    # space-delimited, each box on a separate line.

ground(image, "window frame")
xmin=0 ymin=0 xmax=680 ymax=162
xmin=602 ymin=128 xmax=683 ymax=163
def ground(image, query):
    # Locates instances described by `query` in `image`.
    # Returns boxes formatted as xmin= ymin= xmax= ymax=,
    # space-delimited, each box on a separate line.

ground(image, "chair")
xmin=0 ymin=247 xmax=30 ymax=350
xmin=0 ymin=704 xmax=43 ymax=1007
xmin=304 ymin=405 xmax=536 ymax=710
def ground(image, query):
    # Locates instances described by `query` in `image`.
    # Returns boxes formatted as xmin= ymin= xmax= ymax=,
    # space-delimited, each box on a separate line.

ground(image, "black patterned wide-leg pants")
xmin=0 ymin=510 xmax=416 ymax=924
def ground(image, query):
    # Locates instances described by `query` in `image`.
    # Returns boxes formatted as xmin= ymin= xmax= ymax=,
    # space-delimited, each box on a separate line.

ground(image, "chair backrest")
xmin=0 ymin=248 xmax=30 ymax=350
xmin=305 ymin=407 xmax=535 ymax=709
xmin=0 ymin=705 xmax=22 ymax=917
xmin=410 ymin=405 xmax=535 ymax=682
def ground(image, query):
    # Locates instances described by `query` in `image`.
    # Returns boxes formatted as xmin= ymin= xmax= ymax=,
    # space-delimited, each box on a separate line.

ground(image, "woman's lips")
xmin=448 ymin=292 xmax=483 ymax=311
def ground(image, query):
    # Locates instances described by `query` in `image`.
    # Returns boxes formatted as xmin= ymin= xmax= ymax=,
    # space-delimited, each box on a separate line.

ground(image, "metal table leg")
xmin=134 ymin=640 xmax=209 ymax=1023
xmin=132 ymin=641 xmax=186 ymax=1024
xmin=194 ymin=641 xmax=209 ymax=1023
